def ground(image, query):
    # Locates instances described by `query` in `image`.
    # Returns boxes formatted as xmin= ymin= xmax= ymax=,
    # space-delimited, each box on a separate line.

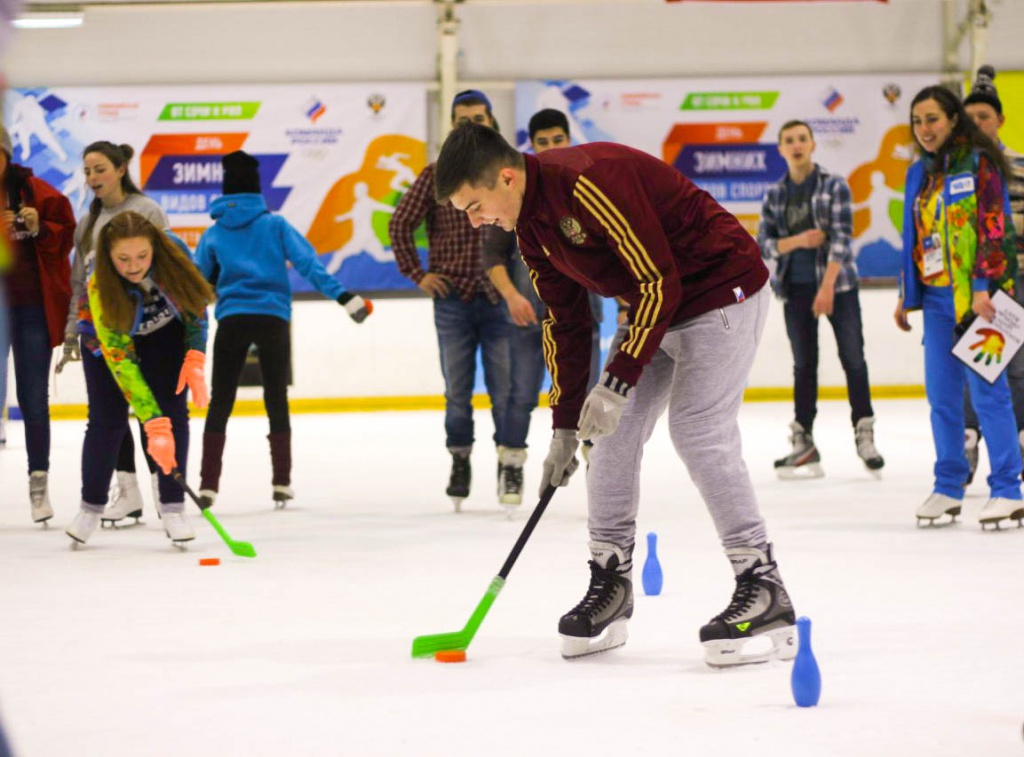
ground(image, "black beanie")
xmin=964 ymin=65 xmax=1002 ymax=115
xmin=222 ymin=150 xmax=261 ymax=195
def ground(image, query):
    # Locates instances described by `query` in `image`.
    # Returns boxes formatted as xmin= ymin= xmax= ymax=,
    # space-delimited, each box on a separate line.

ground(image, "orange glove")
xmin=176 ymin=349 xmax=209 ymax=409
xmin=143 ymin=416 xmax=176 ymax=475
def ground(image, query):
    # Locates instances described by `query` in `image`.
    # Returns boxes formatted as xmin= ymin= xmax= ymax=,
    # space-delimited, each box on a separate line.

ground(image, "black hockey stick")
xmin=411 ymin=484 xmax=557 ymax=657
xmin=171 ymin=469 xmax=257 ymax=558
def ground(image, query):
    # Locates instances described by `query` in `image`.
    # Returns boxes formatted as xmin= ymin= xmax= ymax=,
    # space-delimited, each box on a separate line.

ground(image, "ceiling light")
xmin=12 ymin=10 xmax=84 ymax=29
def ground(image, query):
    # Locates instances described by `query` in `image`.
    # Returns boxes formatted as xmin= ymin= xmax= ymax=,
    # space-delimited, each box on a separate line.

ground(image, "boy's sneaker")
xmin=558 ymin=541 xmax=634 ymax=659
xmin=700 ymin=544 xmax=797 ymax=668
xmin=774 ymin=422 xmax=823 ymax=479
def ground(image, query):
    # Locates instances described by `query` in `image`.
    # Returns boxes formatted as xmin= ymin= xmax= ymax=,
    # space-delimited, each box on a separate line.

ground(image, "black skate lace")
xmin=506 ymin=466 xmax=523 ymax=493
xmin=711 ymin=568 xmax=760 ymax=623
xmin=569 ymin=561 xmax=619 ymax=616
xmin=450 ymin=456 xmax=470 ymax=483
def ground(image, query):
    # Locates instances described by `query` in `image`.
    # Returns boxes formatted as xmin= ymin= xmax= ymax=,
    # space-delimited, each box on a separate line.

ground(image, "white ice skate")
xmin=161 ymin=509 xmax=195 ymax=548
xmin=29 ymin=471 xmax=54 ymax=526
xmin=66 ymin=507 xmax=101 ymax=547
xmin=774 ymin=422 xmax=823 ymax=480
xmin=272 ymin=485 xmax=294 ymax=509
xmin=854 ymin=416 xmax=884 ymax=478
xmin=497 ymin=446 xmax=526 ymax=514
xmin=978 ymin=497 xmax=1024 ymax=530
xmin=916 ymin=492 xmax=962 ymax=526
xmin=102 ymin=471 xmax=145 ymax=527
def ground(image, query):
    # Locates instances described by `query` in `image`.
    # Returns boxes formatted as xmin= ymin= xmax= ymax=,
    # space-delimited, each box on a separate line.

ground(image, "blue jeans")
xmin=783 ymin=284 xmax=873 ymax=430
xmin=503 ymin=321 xmax=603 ymax=449
xmin=922 ymin=286 xmax=1021 ymax=499
xmin=433 ymin=292 xmax=511 ymax=449
xmin=964 ymin=274 xmax=1024 ymax=433
xmin=7 ymin=305 xmax=53 ymax=473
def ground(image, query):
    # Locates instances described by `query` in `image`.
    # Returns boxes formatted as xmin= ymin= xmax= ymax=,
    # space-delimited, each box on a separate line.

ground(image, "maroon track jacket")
xmin=515 ymin=144 xmax=768 ymax=430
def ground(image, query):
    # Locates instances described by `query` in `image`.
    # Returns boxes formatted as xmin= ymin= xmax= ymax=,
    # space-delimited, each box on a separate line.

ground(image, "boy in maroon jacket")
xmin=435 ymin=122 xmax=797 ymax=667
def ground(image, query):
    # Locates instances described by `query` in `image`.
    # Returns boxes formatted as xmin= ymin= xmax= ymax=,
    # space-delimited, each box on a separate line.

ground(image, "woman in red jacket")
xmin=0 ymin=127 xmax=76 ymax=524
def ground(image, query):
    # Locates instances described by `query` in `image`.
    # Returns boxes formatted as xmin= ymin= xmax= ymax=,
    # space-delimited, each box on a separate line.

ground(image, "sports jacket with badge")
xmin=515 ymin=144 xmax=768 ymax=430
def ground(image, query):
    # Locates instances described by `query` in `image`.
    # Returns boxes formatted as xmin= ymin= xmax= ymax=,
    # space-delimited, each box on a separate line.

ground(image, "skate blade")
xmin=916 ymin=508 xmax=961 ymax=527
xmin=101 ymin=517 xmax=144 ymax=529
xmin=979 ymin=513 xmax=1024 ymax=530
xmin=560 ymin=619 xmax=629 ymax=660
xmin=34 ymin=518 xmax=51 ymax=529
xmin=775 ymin=463 xmax=824 ymax=480
xmin=450 ymin=497 xmax=464 ymax=513
xmin=703 ymin=625 xmax=796 ymax=668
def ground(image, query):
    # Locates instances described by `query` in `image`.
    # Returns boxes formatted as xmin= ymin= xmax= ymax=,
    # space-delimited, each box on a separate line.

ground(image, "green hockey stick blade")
xmin=202 ymin=509 xmax=257 ymax=558
xmin=411 ymin=576 xmax=505 ymax=658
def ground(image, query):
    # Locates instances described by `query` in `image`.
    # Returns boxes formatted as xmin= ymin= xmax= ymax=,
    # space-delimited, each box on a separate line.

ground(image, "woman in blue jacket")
xmin=195 ymin=151 xmax=370 ymax=508
xmin=895 ymin=85 xmax=1023 ymax=529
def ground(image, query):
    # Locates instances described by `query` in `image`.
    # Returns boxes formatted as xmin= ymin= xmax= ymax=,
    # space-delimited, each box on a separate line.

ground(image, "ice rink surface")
xmin=1 ymin=399 xmax=1023 ymax=756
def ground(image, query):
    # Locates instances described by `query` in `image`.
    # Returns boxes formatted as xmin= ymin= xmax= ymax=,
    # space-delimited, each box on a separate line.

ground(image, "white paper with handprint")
xmin=952 ymin=290 xmax=1024 ymax=384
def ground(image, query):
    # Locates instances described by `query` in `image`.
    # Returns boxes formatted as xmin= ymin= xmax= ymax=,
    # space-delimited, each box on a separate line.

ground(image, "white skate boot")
xmin=102 ymin=471 xmax=145 ymax=527
xmin=497 ymin=446 xmax=526 ymax=511
xmin=272 ymin=485 xmax=294 ymax=509
xmin=916 ymin=492 xmax=962 ymax=526
xmin=66 ymin=506 xmax=101 ymax=547
xmin=559 ymin=541 xmax=633 ymax=659
xmin=774 ymin=422 xmax=823 ymax=479
xmin=854 ymin=416 xmax=884 ymax=476
xmin=29 ymin=471 xmax=54 ymax=525
xmin=978 ymin=498 xmax=1024 ymax=530
xmin=700 ymin=544 xmax=796 ymax=668
xmin=160 ymin=507 xmax=195 ymax=548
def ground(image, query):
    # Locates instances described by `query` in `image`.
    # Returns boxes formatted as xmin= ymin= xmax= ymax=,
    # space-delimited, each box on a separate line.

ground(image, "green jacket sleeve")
xmin=87 ymin=279 xmax=163 ymax=423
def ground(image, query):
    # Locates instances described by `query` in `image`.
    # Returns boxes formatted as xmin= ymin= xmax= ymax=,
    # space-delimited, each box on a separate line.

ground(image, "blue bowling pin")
xmin=641 ymin=532 xmax=663 ymax=596
xmin=791 ymin=616 xmax=821 ymax=707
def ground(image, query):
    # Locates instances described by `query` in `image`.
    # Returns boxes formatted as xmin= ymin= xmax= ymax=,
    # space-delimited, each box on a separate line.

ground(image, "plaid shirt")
xmin=389 ymin=162 xmax=498 ymax=303
xmin=757 ymin=164 xmax=858 ymax=298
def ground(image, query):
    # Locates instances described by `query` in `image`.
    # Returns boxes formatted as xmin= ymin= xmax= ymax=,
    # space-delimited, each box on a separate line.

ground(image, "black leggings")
xmin=204 ymin=314 xmax=291 ymax=435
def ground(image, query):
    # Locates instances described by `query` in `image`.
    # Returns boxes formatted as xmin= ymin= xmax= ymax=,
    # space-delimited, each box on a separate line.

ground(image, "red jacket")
xmin=516 ymin=144 xmax=767 ymax=429
xmin=3 ymin=166 xmax=75 ymax=348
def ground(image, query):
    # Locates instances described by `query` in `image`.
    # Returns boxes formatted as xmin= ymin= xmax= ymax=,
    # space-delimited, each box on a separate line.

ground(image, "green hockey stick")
xmin=171 ymin=469 xmax=257 ymax=558
xmin=411 ymin=484 xmax=557 ymax=658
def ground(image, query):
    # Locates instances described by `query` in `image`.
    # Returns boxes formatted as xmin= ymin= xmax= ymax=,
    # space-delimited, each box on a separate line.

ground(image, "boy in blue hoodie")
xmin=195 ymin=150 xmax=370 ymax=508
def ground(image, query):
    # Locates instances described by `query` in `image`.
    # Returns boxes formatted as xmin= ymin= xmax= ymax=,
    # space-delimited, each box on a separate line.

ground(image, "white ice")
xmin=1 ymin=399 xmax=1023 ymax=756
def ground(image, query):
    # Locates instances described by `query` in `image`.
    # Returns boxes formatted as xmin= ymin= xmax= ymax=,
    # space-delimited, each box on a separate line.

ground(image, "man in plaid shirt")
xmin=389 ymin=90 xmax=511 ymax=512
xmin=758 ymin=119 xmax=884 ymax=480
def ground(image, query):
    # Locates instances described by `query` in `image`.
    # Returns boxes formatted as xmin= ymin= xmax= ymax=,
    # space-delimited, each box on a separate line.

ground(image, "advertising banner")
xmin=516 ymin=74 xmax=938 ymax=280
xmin=4 ymin=83 xmax=428 ymax=294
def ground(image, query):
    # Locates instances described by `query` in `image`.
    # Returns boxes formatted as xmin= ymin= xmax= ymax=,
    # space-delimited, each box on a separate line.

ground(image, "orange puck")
xmin=434 ymin=649 xmax=467 ymax=663
xmin=199 ymin=558 xmax=221 ymax=566
xmin=365 ymin=300 xmax=374 ymax=315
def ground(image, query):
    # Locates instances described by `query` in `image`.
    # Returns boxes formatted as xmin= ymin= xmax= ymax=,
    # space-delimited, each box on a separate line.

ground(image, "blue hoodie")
xmin=195 ymin=193 xmax=344 ymax=322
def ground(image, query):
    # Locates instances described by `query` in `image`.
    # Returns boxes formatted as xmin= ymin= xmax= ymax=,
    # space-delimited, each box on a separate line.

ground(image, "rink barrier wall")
xmin=9 ymin=384 xmax=927 ymax=422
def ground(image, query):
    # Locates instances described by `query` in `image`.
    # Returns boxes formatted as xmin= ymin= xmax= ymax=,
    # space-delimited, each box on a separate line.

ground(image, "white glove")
xmin=338 ymin=292 xmax=372 ymax=324
xmin=55 ymin=334 xmax=81 ymax=374
xmin=540 ymin=428 xmax=579 ymax=495
xmin=577 ymin=378 xmax=631 ymax=442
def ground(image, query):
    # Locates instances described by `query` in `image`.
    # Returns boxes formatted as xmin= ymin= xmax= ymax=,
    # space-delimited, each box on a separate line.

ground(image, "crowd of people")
xmin=1 ymin=69 xmax=1022 ymax=666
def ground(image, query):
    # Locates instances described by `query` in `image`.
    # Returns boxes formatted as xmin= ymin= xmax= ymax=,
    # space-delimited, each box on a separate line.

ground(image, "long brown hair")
xmin=909 ymin=85 xmax=1010 ymax=178
xmin=80 ymin=141 xmax=144 ymax=253
xmin=93 ymin=211 xmax=215 ymax=333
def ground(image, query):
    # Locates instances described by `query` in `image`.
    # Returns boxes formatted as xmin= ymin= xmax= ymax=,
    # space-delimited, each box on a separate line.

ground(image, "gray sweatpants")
xmin=586 ymin=286 xmax=770 ymax=553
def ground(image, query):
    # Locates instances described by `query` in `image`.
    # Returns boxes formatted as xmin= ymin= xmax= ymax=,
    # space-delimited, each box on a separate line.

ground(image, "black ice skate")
xmin=273 ymin=485 xmax=294 ymax=509
xmin=559 ymin=541 xmax=634 ymax=659
xmin=497 ymin=446 xmax=526 ymax=513
xmin=774 ymin=421 xmax=823 ymax=479
xmin=446 ymin=449 xmax=471 ymax=512
xmin=854 ymin=416 xmax=884 ymax=476
xmin=699 ymin=544 xmax=796 ymax=668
